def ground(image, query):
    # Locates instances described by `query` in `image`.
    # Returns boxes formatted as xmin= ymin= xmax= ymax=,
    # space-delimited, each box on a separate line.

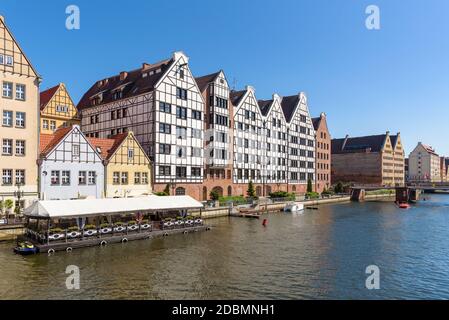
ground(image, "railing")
xmin=26 ymin=218 xmax=205 ymax=244
xmin=0 ymin=217 xmax=24 ymax=227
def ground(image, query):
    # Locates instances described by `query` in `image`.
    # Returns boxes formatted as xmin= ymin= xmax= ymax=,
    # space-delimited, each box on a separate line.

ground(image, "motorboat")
xmin=13 ymin=241 xmax=39 ymax=255
xmin=398 ymin=202 xmax=411 ymax=209
xmin=283 ymin=202 xmax=305 ymax=213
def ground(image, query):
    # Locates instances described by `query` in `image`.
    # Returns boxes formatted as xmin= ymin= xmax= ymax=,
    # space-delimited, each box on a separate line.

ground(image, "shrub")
xmin=219 ymin=195 xmax=247 ymax=205
xmin=334 ymin=182 xmax=344 ymax=194
xmin=307 ymin=179 xmax=313 ymax=193
xmin=127 ymin=221 xmax=137 ymax=226
xmin=154 ymin=191 xmax=168 ymax=196
xmin=100 ymin=223 xmax=110 ymax=228
xmin=84 ymin=224 xmax=96 ymax=230
xmin=49 ymin=228 xmax=64 ymax=234
xmin=113 ymin=222 xmax=124 ymax=226
xmin=163 ymin=184 xmax=170 ymax=195
xmin=246 ymin=180 xmax=256 ymax=198
xmin=68 ymin=226 xmax=79 ymax=232
xmin=209 ymin=190 xmax=220 ymax=201
xmin=306 ymin=192 xmax=320 ymax=199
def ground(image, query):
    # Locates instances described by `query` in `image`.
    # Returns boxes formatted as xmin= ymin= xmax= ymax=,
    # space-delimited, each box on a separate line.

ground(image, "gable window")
xmin=72 ymin=144 xmax=80 ymax=157
xmin=15 ymin=140 xmax=25 ymax=156
xmin=0 ymin=54 xmax=3 ymax=64
xmin=2 ymin=110 xmax=12 ymax=126
xmin=2 ymin=169 xmax=12 ymax=185
xmin=2 ymin=82 xmax=12 ymax=98
xmin=16 ymin=84 xmax=26 ymax=101
xmin=61 ymin=171 xmax=71 ymax=185
xmin=51 ymin=171 xmax=60 ymax=185
xmin=127 ymin=148 xmax=134 ymax=159
xmin=176 ymin=87 xmax=187 ymax=100
xmin=179 ymin=69 xmax=185 ymax=79
xmin=78 ymin=171 xmax=87 ymax=185
xmin=5 ymin=55 xmax=13 ymax=66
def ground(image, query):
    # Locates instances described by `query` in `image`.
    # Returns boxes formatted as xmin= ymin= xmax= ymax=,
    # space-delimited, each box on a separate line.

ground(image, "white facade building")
xmin=38 ymin=125 xmax=104 ymax=200
xmin=408 ymin=142 xmax=441 ymax=183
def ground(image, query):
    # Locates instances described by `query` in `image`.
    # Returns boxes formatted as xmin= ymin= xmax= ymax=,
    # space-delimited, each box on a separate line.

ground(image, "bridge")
xmin=349 ymin=184 xmax=449 ymax=203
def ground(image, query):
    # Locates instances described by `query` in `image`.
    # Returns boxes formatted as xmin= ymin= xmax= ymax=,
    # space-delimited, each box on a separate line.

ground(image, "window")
xmin=159 ymin=123 xmax=171 ymax=134
xmin=51 ymin=171 xmax=60 ymax=185
xmin=215 ymin=115 xmax=228 ymax=126
xmin=176 ymin=87 xmax=187 ymax=100
xmin=15 ymin=140 xmax=25 ymax=156
xmin=176 ymin=106 xmax=187 ymax=119
xmin=111 ymin=110 xmax=116 ymax=120
xmin=5 ymin=55 xmax=13 ymax=66
xmin=176 ymin=146 xmax=187 ymax=158
xmin=128 ymin=148 xmax=134 ymax=159
xmin=61 ymin=171 xmax=70 ymax=185
xmin=176 ymin=166 xmax=187 ymax=178
xmin=0 ymin=54 xmax=3 ymax=64
xmin=88 ymin=171 xmax=96 ymax=185
xmin=121 ymin=172 xmax=128 ymax=184
xmin=176 ymin=126 xmax=187 ymax=139
xmin=134 ymin=172 xmax=141 ymax=184
xmin=13 ymin=112 xmax=25 ymax=128
xmin=112 ymin=172 xmax=120 ymax=184
xmin=159 ymin=102 xmax=171 ymax=113
xmin=122 ymin=108 xmax=128 ymax=118
xmin=192 ymin=110 xmax=202 ymax=120
xmin=15 ymin=170 xmax=25 ymax=185
xmin=142 ymin=172 xmax=148 ymax=184
xmin=2 ymin=139 xmax=12 ymax=155
xmin=50 ymin=121 xmax=56 ymax=131
xmin=72 ymin=144 xmax=80 ymax=156
xmin=191 ymin=128 xmax=202 ymax=139
xmin=191 ymin=167 xmax=201 ymax=177
xmin=2 ymin=110 xmax=12 ymax=126
xmin=175 ymin=187 xmax=186 ymax=195
xmin=15 ymin=84 xmax=25 ymax=101
xmin=43 ymin=120 xmax=49 ymax=130
xmin=159 ymin=144 xmax=171 ymax=155
xmin=191 ymin=147 xmax=201 ymax=157
xmin=215 ymin=97 xmax=228 ymax=109
xmin=159 ymin=166 xmax=171 ymax=176
xmin=2 ymin=169 xmax=12 ymax=185
xmin=2 ymin=82 xmax=12 ymax=98
xmin=56 ymin=105 xmax=69 ymax=113
xmin=79 ymin=171 xmax=87 ymax=185
xmin=179 ymin=69 xmax=185 ymax=79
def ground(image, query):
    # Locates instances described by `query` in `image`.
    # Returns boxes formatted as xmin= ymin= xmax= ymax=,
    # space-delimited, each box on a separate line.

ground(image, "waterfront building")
xmin=40 ymin=83 xmax=80 ymax=134
xmin=38 ymin=125 xmax=104 ymax=200
xmin=88 ymin=131 xmax=152 ymax=198
xmin=405 ymin=158 xmax=409 ymax=182
xmin=312 ymin=113 xmax=331 ymax=192
xmin=78 ymin=52 xmax=205 ymax=199
xmin=408 ymin=142 xmax=441 ymax=183
xmin=331 ymin=132 xmax=405 ymax=187
xmin=0 ymin=15 xmax=40 ymax=210
xmin=440 ymin=158 xmax=449 ymax=182
xmin=195 ymin=70 xmax=234 ymax=200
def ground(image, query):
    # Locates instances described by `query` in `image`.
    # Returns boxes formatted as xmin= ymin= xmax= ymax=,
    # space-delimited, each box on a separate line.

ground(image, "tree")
xmin=4 ymin=199 xmax=13 ymax=217
xmin=163 ymin=184 xmax=170 ymax=195
xmin=307 ymin=178 xmax=313 ymax=193
xmin=247 ymin=180 xmax=256 ymax=198
xmin=0 ymin=200 xmax=3 ymax=217
xmin=334 ymin=182 xmax=343 ymax=194
xmin=209 ymin=190 xmax=220 ymax=201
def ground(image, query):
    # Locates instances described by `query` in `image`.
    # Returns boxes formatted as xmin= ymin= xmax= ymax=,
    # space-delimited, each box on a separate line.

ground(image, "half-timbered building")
xmin=38 ymin=125 xmax=104 ymax=200
xmin=40 ymin=83 xmax=80 ymax=134
xmin=78 ymin=52 xmax=205 ymax=199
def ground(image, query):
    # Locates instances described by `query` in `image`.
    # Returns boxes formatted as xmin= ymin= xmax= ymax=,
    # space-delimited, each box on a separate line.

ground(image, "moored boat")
xmin=13 ymin=242 xmax=39 ymax=255
xmin=283 ymin=202 xmax=305 ymax=213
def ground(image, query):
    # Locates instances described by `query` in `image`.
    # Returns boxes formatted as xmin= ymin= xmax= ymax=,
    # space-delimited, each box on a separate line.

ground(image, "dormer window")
xmin=179 ymin=69 xmax=184 ymax=79
xmin=112 ymin=90 xmax=122 ymax=100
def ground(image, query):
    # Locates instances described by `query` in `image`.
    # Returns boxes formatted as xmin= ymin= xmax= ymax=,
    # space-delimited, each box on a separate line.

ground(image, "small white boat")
xmin=283 ymin=202 xmax=304 ymax=213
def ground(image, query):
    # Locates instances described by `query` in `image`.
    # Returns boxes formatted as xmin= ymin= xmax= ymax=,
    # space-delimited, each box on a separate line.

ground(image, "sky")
xmin=1 ymin=0 xmax=449 ymax=155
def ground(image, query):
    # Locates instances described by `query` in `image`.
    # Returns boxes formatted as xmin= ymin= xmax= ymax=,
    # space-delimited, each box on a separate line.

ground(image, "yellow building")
xmin=0 ymin=15 xmax=40 ymax=210
xmin=40 ymin=83 xmax=79 ymax=134
xmin=88 ymin=131 xmax=152 ymax=198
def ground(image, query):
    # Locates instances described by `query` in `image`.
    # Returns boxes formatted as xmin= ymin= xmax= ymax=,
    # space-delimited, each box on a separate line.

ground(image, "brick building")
xmin=312 ymin=113 xmax=331 ymax=192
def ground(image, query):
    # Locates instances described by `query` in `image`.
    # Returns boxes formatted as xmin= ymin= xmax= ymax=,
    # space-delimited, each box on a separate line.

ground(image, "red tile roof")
xmin=39 ymin=126 xmax=72 ymax=155
xmin=88 ymin=133 xmax=128 ymax=160
xmin=40 ymin=84 xmax=60 ymax=110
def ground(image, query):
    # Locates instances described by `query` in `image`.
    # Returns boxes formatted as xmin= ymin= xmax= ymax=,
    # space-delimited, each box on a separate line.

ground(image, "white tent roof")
xmin=24 ymin=195 xmax=203 ymax=219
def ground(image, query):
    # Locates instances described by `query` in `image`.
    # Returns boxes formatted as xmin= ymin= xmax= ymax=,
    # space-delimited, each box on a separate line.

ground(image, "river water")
xmin=1 ymin=195 xmax=449 ymax=300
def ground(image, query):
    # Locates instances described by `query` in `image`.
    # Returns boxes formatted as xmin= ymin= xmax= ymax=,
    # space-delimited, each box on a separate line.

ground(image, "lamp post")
xmin=170 ymin=178 xmax=177 ymax=196
xmin=14 ymin=183 xmax=24 ymax=218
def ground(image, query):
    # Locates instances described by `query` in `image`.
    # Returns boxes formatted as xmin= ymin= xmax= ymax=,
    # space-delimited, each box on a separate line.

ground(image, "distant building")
xmin=312 ymin=113 xmax=331 ymax=192
xmin=442 ymin=158 xmax=449 ymax=182
xmin=88 ymin=131 xmax=152 ymax=198
xmin=40 ymin=83 xmax=80 ymax=134
xmin=405 ymin=158 xmax=409 ymax=182
xmin=331 ymin=132 xmax=405 ymax=187
xmin=38 ymin=125 xmax=104 ymax=200
xmin=408 ymin=142 xmax=441 ymax=183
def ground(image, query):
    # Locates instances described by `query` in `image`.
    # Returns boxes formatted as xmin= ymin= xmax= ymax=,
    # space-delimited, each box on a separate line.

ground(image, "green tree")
xmin=334 ymin=182 xmax=343 ymax=194
xmin=209 ymin=190 xmax=220 ymax=201
xmin=0 ymin=200 xmax=4 ymax=217
xmin=163 ymin=184 xmax=170 ymax=195
xmin=4 ymin=199 xmax=14 ymax=217
xmin=246 ymin=180 xmax=256 ymax=198
xmin=307 ymin=178 xmax=313 ymax=193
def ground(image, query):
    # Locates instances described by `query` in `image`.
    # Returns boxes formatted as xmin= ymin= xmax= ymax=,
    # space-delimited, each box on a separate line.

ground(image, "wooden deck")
xmin=29 ymin=225 xmax=210 ymax=254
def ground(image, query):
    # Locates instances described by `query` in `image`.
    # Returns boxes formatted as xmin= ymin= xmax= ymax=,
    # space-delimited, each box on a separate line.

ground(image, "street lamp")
xmin=14 ymin=183 xmax=25 ymax=217
xmin=170 ymin=178 xmax=177 ymax=196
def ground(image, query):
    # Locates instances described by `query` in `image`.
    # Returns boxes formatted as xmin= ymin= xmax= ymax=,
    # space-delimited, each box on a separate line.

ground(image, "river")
xmin=1 ymin=194 xmax=449 ymax=300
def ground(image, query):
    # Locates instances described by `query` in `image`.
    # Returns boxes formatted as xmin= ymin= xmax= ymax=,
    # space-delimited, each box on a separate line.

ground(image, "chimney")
xmin=320 ymin=112 xmax=326 ymax=118
xmin=120 ymin=71 xmax=128 ymax=81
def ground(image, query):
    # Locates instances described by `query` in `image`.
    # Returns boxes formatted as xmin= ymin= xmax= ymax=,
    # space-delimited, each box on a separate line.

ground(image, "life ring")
xmin=66 ymin=247 xmax=73 ymax=253
xmin=47 ymin=248 xmax=55 ymax=255
xmin=122 ymin=238 xmax=128 ymax=243
xmin=100 ymin=240 xmax=107 ymax=246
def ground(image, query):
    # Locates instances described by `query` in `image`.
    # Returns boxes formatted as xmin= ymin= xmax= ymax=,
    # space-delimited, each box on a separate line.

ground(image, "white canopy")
xmin=24 ymin=195 xmax=203 ymax=219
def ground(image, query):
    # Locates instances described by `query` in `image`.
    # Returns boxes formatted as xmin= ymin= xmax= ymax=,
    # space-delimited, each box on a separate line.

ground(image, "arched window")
xmin=227 ymin=186 xmax=232 ymax=196
xmin=175 ymin=187 xmax=186 ymax=196
xmin=202 ymin=187 xmax=208 ymax=201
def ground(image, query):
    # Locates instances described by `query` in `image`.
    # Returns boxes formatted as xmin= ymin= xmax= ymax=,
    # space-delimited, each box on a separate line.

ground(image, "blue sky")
xmin=1 ymin=0 xmax=448 ymax=155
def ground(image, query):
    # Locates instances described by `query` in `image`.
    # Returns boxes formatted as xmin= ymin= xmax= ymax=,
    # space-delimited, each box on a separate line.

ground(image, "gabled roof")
xmin=77 ymin=57 xmax=174 ymax=111
xmin=230 ymin=90 xmax=246 ymax=106
xmin=280 ymin=95 xmax=300 ymax=122
xmin=39 ymin=127 xmax=73 ymax=156
xmin=312 ymin=117 xmax=321 ymax=130
xmin=87 ymin=133 xmax=128 ymax=161
xmin=420 ymin=143 xmax=439 ymax=156
xmin=40 ymin=84 xmax=60 ymax=110
xmin=332 ymin=134 xmax=388 ymax=154
xmin=195 ymin=71 xmax=221 ymax=92
xmin=257 ymin=99 xmax=273 ymax=116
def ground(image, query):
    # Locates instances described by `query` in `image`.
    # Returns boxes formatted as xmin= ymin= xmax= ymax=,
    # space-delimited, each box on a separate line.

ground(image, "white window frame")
xmin=2 ymin=110 xmax=12 ymax=126
xmin=15 ymin=140 xmax=25 ymax=156
xmin=2 ymin=82 xmax=12 ymax=98
xmin=15 ymin=169 xmax=25 ymax=185
xmin=2 ymin=139 xmax=12 ymax=155
xmin=51 ymin=171 xmax=60 ymax=185
xmin=15 ymin=112 xmax=25 ymax=128
xmin=72 ymin=144 xmax=80 ymax=157
xmin=88 ymin=171 xmax=96 ymax=185
xmin=61 ymin=171 xmax=71 ymax=185
xmin=2 ymin=169 xmax=12 ymax=185
xmin=15 ymin=84 xmax=25 ymax=101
